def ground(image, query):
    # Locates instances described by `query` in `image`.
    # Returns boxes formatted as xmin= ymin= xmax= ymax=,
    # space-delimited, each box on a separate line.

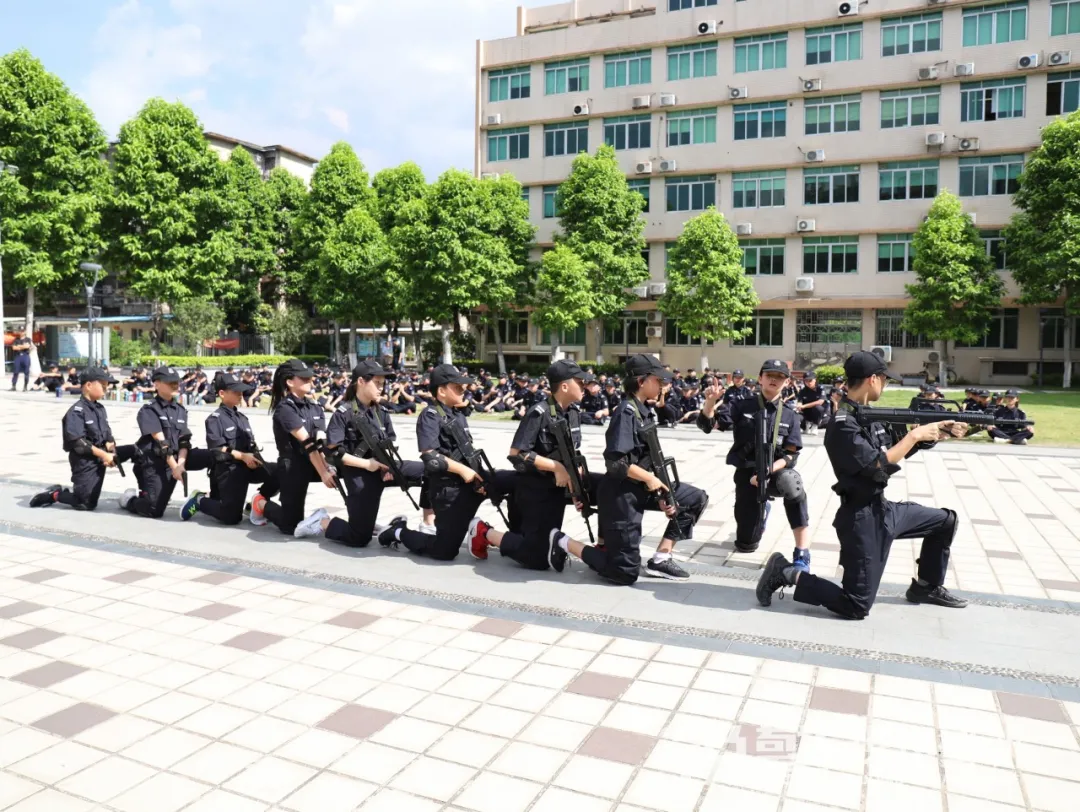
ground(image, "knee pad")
xmin=773 ymin=469 xmax=806 ymax=503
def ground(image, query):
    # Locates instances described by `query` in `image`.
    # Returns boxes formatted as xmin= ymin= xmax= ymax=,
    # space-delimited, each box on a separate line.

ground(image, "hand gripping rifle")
xmin=547 ymin=402 xmax=596 ymax=545
xmin=633 ymin=402 xmax=684 ymax=538
xmin=436 ymin=405 xmax=509 ymax=525
xmin=350 ymin=407 xmax=420 ymax=510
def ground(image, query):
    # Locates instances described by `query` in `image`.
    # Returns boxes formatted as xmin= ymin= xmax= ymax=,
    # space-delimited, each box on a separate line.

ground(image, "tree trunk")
xmin=551 ymin=343 xmax=563 ymax=363
xmin=25 ymin=286 xmax=41 ymax=378
xmin=493 ymin=319 xmax=507 ymax=375
xmin=1064 ymin=316 xmax=1074 ymax=390
xmin=441 ymin=323 xmax=453 ymax=365
xmin=938 ymin=339 xmax=947 ymax=387
xmin=347 ymin=321 xmax=358 ymax=367
xmin=411 ymin=320 xmax=421 ymax=369
xmin=151 ymin=300 xmax=162 ymax=356
xmin=699 ymin=336 xmax=709 ymax=371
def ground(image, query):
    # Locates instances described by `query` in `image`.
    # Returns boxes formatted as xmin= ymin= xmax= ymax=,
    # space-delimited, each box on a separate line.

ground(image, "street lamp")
xmin=1038 ymin=310 xmax=1047 ymax=390
xmin=0 ymin=161 xmax=20 ymax=372
xmin=80 ymin=262 xmax=102 ymax=366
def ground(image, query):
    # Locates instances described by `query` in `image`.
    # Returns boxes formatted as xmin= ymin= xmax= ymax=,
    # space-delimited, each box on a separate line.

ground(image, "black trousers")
xmin=397 ymin=470 xmax=515 ymax=561
xmin=988 ymin=427 xmax=1034 ymax=442
xmin=800 ymin=406 xmax=824 ymax=429
xmin=125 ymin=457 xmax=177 ymax=518
xmin=11 ymin=355 xmax=30 ymax=389
xmin=580 ymin=414 xmax=606 ymax=426
xmin=498 ymin=472 xmax=600 ymax=570
xmin=263 ymin=455 xmax=323 ymax=535
xmin=324 ymin=460 xmax=425 ymax=547
xmin=582 ymin=476 xmax=708 ymax=585
xmin=54 ymin=446 xmax=140 ymax=511
xmin=656 ymin=404 xmax=680 ymax=425
xmin=793 ymin=498 xmax=956 ymax=619
xmin=386 ymin=402 xmax=416 ymax=414
xmin=199 ymin=461 xmax=280 ymax=525
xmin=732 ymin=468 xmax=809 ymax=549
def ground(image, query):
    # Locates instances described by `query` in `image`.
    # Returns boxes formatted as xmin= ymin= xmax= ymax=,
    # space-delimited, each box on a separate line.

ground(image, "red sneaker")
xmin=467 ymin=517 xmax=490 ymax=560
xmin=250 ymin=493 xmax=268 ymax=527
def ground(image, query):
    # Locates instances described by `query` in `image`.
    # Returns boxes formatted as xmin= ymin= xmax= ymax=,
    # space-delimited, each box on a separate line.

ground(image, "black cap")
xmin=843 ymin=351 xmax=901 ymax=382
xmin=732 ymin=369 xmax=744 ymax=377
xmin=759 ymin=359 xmax=789 ymax=376
xmin=279 ymin=358 xmax=315 ymax=379
xmin=429 ymin=364 xmax=473 ymax=388
xmin=547 ymin=359 xmax=595 ymax=386
xmin=80 ymin=367 xmax=116 ymax=385
xmin=216 ymin=372 xmax=247 ymax=392
xmin=352 ymin=359 xmax=394 ymax=379
xmin=625 ymin=354 xmax=673 ymax=381
xmin=151 ymin=367 xmax=181 ymax=384
xmin=804 ymin=371 xmax=817 ymax=380
xmin=1004 ymin=388 xmax=1020 ymax=397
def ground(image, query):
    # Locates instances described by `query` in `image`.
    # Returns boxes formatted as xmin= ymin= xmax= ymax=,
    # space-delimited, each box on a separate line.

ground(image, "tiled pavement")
xmin=3 ymin=533 xmax=1080 ymax=812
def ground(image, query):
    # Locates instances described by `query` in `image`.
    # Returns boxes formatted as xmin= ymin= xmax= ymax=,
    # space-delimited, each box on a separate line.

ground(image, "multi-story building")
xmin=474 ymin=0 xmax=1080 ymax=384
xmin=205 ymin=132 xmax=318 ymax=186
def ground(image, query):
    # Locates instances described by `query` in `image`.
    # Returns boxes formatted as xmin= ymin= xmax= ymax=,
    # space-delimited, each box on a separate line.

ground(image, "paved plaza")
xmin=2 ymin=390 xmax=1080 ymax=811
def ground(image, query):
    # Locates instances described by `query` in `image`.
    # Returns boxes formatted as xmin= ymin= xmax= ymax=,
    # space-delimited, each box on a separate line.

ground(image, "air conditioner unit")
xmin=486 ymin=114 xmax=502 ymax=126
xmin=796 ymin=218 xmax=816 ymax=233
xmin=573 ymin=102 xmax=589 ymax=116
xmin=870 ymin=345 xmax=894 ymax=362
xmin=658 ymin=159 xmax=678 ymax=173
xmin=918 ymin=66 xmax=938 ymax=81
xmin=925 ymin=132 xmax=946 ymax=146
xmin=803 ymin=78 xmax=822 ymax=93
xmin=658 ymin=93 xmax=677 ymax=107
xmin=646 ymin=326 xmax=664 ymax=339
xmin=927 ymin=350 xmax=940 ymax=363
xmin=729 ymin=87 xmax=748 ymax=100
xmin=645 ymin=310 xmax=663 ymax=324
xmin=796 ymin=277 xmax=816 ymax=292
xmin=697 ymin=20 xmax=717 ymax=36
xmin=635 ymin=161 xmax=653 ymax=175
xmin=957 ymin=137 xmax=980 ymax=152
xmin=480 ymin=172 xmax=500 ymax=180
xmin=736 ymin=223 xmax=753 ymax=236
xmin=954 ymin=62 xmax=975 ymax=77
xmin=632 ymin=95 xmax=652 ymax=109
xmin=805 ymin=149 xmax=826 ymax=163
xmin=648 ymin=282 xmax=667 ymax=297
xmin=927 ymin=0 xmax=946 ymax=5
xmin=837 ymin=1 xmax=858 ymax=17
xmin=1017 ymin=54 xmax=1040 ymax=70
xmin=632 ymin=285 xmax=649 ymax=298
xmin=1049 ymin=50 xmax=1073 ymax=67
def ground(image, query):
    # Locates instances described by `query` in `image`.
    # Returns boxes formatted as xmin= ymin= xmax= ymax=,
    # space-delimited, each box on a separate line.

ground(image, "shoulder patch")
xmin=73 ymin=406 xmax=83 ymax=412
xmin=834 ymin=414 xmax=847 ymax=422
xmin=531 ymin=403 xmax=546 ymax=415
xmin=209 ymin=411 xmax=220 ymax=418
xmin=336 ymin=405 xmax=348 ymax=413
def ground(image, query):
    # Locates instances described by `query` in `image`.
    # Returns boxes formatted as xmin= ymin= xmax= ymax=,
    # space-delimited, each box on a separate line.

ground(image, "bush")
xmin=453 ymin=359 xmax=628 ymax=378
xmin=813 ymin=364 xmax=845 ymax=384
xmin=128 ymin=354 xmax=327 ymax=369
xmin=110 ymin=333 xmax=152 ymax=367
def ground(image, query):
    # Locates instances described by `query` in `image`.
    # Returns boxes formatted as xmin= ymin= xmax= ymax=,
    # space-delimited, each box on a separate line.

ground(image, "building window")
xmin=959 ymin=154 xmax=1024 ymax=197
xmin=667 ymin=108 xmax=718 ymax=146
xmin=880 ymin=87 xmax=941 ymax=128
xmin=876 ymin=309 xmax=933 ymax=348
xmin=131 ymin=329 xmax=143 ymax=341
xmin=520 ymin=187 xmax=530 ymax=203
xmin=733 ymin=310 xmax=785 ymax=347
xmin=803 ymin=165 xmax=860 ymax=205
xmin=605 ymin=50 xmax=652 ymax=88
xmin=961 ymin=77 xmax=1026 ymax=122
xmin=733 ymin=170 xmax=786 ymax=209
xmin=487 ymin=127 xmax=530 ymax=162
xmin=877 ymin=234 xmax=916 ymax=272
xmin=544 ymin=121 xmax=588 ymax=157
xmin=1052 ymin=0 xmax=1080 ymax=35
xmin=665 ymin=321 xmax=714 ymax=346
xmin=806 ymin=23 xmax=863 ymax=65
xmin=666 ymin=175 xmax=717 ymax=212
xmin=543 ymin=185 xmax=560 ymax=218
xmin=545 ymin=58 xmax=590 ymax=95
xmin=881 ymin=11 xmax=943 ymax=56
xmin=796 ymin=309 xmax=863 ymax=349
xmin=805 ymin=94 xmax=861 ymax=135
xmin=605 ymin=313 xmax=650 ymax=346
xmin=669 ymin=0 xmax=717 ymax=8
xmin=734 ymin=32 xmax=788 ymax=73
xmin=733 ymin=101 xmax=786 ymax=141
xmin=488 ymin=66 xmax=530 ymax=102
xmin=486 ymin=314 xmax=529 ymax=345
xmin=1047 ymin=70 xmax=1080 ymax=115
xmin=741 ymin=238 xmax=786 ymax=276
xmin=668 ymin=42 xmax=718 ymax=81
xmin=604 ymin=115 xmax=651 ymax=151
xmin=802 ymin=236 xmax=859 ymax=274
xmin=1038 ymin=310 xmax=1080 ymax=350
xmin=628 ymin=178 xmax=651 ymax=213
xmin=538 ymin=324 xmax=586 ymax=346
xmin=956 ymin=308 xmax=1019 ymax=349
xmin=981 ymin=230 xmax=1007 ymax=269
xmin=962 ymin=1 xmax=1028 ymax=46
xmin=879 ymin=160 xmax=939 ymax=201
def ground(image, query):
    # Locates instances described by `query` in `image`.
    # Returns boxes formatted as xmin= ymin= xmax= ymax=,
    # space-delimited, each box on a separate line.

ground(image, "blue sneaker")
xmin=180 ymin=491 xmax=203 ymax=521
xmin=792 ymin=547 xmax=811 ymax=573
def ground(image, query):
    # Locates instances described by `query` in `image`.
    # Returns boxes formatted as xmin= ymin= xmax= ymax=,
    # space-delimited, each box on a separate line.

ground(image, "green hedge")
xmin=812 ymin=364 xmax=845 ymax=384
xmin=455 ymin=359 xmax=628 ymax=377
xmin=129 ymin=354 xmax=327 ymax=369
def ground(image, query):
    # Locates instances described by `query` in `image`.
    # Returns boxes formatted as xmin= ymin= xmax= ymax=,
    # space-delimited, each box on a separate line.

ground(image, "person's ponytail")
xmin=268 ymin=365 xmax=290 ymax=413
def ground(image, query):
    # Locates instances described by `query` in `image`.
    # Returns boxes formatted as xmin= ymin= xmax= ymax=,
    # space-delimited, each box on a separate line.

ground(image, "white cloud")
xmin=322 ymin=106 xmax=350 ymax=133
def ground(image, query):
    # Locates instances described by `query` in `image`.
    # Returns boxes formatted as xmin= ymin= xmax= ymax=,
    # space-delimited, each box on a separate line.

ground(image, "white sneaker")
xmin=418 ymin=523 xmax=437 ymax=535
xmin=294 ymin=508 xmax=328 ymax=538
xmin=119 ymin=488 xmax=137 ymax=510
xmin=992 ymin=436 xmax=1008 ymax=444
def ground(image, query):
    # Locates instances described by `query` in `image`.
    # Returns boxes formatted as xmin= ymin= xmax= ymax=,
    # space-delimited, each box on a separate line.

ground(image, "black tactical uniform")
xmin=795 ymin=377 xmax=827 ymax=429
xmin=580 ymin=386 xmax=609 ymax=426
xmin=988 ymin=391 xmax=1033 ymax=443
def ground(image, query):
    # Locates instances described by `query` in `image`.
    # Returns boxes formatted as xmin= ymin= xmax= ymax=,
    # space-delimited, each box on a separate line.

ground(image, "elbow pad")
xmin=605 ymin=455 xmax=630 ymax=481
xmin=301 ymin=436 xmax=323 ymax=455
xmin=155 ymin=440 xmax=172 ymax=459
xmin=324 ymin=445 xmax=345 ymax=467
xmin=72 ymin=438 xmax=95 ymax=457
xmin=781 ymin=450 xmax=799 ymax=470
xmin=421 ymin=450 xmax=448 ymax=474
xmin=178 ymin=436 xmax=192 ymax=451
xmin=212 ymin=449 xmax=232 ymax=464
xmin=509 ymin=451 xmax=537 ymax=473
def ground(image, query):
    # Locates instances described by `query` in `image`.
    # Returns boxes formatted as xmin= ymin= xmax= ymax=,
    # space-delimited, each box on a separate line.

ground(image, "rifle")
xmin=752 ymin=396 xmax=784 ymax=545
xmin=350 ymin=405 xmax=420 ymax=510
xmin=182 ymin=470 xmax=188 ymax=498
xmin=436 ymin=404 xmax=509 ymax=525
xmin=632 ymin=400 xmax=683 ymax=538
xmin=851 ymin=400 xmax=1034 ymax=433
xmin=547 ymin=401 xmax=596 ymax=545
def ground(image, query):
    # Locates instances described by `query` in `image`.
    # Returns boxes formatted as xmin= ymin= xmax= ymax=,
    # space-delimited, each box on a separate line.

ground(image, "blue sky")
xmin=1 ymin=0 xmax=541 ymax=177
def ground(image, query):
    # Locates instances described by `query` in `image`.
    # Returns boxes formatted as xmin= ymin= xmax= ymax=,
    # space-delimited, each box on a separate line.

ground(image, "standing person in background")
xmin=10 ymin=331 xmax=33 ymax=391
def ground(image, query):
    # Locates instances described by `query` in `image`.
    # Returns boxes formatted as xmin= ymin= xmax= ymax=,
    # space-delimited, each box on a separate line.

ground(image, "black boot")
xmin=905 ymin=579 xmax=968 ymax=608
xmin=30 ymin=485 xmax=62 ymax=508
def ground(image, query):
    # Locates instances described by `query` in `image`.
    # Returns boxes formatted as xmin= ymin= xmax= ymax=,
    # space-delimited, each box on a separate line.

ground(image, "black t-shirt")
xmin=511 ymin=398 xmax=581 ymax=479
xmin=205 ymin=405 xmax=257 ymax=454
xmin=327 ymin=401 xmax=396 ymax=457
xmin=604 ymin=397 xmax=655 ymax=471
xmin=797 ymin=386 xmax=825 ymax=407
xmin=12 ymin=338 xmax=31 ymax=358
xmin=62 ymin=397 xmax=113 ymax=454
xmin=136 ymin=396 xmax=192 ymax=455
xmin=726 ymin=396 xmax=803 ymax=468
xmin=416 ymin=402 xmax=471 ymax=461
xmin=272 ymin=394 xmax=327 ymax=458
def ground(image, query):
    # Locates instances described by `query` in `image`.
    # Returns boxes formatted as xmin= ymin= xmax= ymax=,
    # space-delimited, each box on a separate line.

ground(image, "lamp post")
xmin=1038 ymin=310 xmax=1047 ymax=390
xmin=0 ymin=161 xmax=20 ymax=372
xmin=79 ymin=263 xmax=102 ymax=367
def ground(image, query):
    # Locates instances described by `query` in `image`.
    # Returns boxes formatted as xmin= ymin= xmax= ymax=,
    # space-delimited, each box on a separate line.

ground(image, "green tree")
xmin=659 ymin=208 xmax=759 ymax=369
xmin=904 ymin=191 xmax=1004 ymax=385
xmin=222 ymin=147 xmax=275 ymax=329
xmin=170 ymin=298 xmax=226 ymax=356
xmin=533 ymin=245 xmax=593 ymax=362
xmin=1003 ymin=111 xmax=1080 ymax=388
xmin=264 ymin=167 xmax=308 ymax=306
xmin=552 ymin=144 xmax=649 ymax=361
xmin=0 ymin=49 xmax=110 ymax=375
xmin=102 ymin=98 xmax=235 ymax=352
xmin=266 ymin=304 xmax=311 ymax=355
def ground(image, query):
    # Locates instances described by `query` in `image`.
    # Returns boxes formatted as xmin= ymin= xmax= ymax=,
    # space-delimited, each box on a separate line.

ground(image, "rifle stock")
xmin=350 ymin=409 xmax=420 ymax=510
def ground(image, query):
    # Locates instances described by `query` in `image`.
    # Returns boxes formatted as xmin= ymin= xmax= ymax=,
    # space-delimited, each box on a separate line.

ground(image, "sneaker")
xmin=992 ymin=436 xmax=1008 ymax=444
xmin=294 ymin=508 xmax=328 ymax=538
xmin=379 ymin=516 xmax=408 ymax=549
xmin=249 ymin=493 xmax=268 ymax=527
xmin=1011 ymin=437 xmax=1028 ymax=445
xmin=548 ymin=529 xmax=569 ymax=573
xmin=905 ymin=579 xmax=968 ymax=609
xmin=118 ymin=488 xmax=137 ymax=510
xmin=371 ymin=514 xmax=406 ymax=541
xmin=791 ymin=547 xmax=811 ymax=573
xmin=179 ymin=491 xmax=203 ymax=521
xmin=756 ymin=552 xmax=795 ymax=607
xmin=418 ymin=522 xmax=437 ymax=536
xmin=30 ymin=485 xmax=62 ymax=508
xmin=645 ymin=557 xmax=690 ymax=581
xmin=467 ymin=517 xmax=490 ymax=560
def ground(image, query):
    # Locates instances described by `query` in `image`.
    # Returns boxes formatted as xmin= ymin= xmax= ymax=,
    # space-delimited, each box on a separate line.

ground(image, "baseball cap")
xmin=151 ymin=367 xmax=181 ymax=384
xmin=759 ymin=359 xmax=789 ymax=376
xmin=843 ymin=351 xmax=901 ymax=382
xmin=279 ymin=358 xmax=315 ymax=379
xmin=732 ymin=369 xmax=745 ymax=377
xmin=1004 ymin=388 xmax=1020 ymax=397
xmin=351 ymin=359 xmax=395 ymax=379
xmin=79 ymin=366 xmax=116 ymax=385
xmin=215 ymin=372 xmax=248 ymax=392
xmin=625 ymin=354 xmax=673 ymax=381
xmin=547 ymin=359 xmax=595 ymax=386
xmin=429 ymin=364 xmax=473 ymax=388
xmin=804 ymin=371 xmax=817 ymax=380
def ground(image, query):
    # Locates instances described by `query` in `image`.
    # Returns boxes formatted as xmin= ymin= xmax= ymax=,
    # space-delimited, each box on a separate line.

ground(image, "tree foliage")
xmin=659 ymin=208 xmax=758 ymax=342
xmin=373 ymin=162 xmax=428 ymax=327
xmin=533 ymin=244 xmax=593 ymax=335
xmin=222 ymin=147 xmax=275 ymax=327
xmin=266 ymin=304 xmax=310 ymax=355
xmin=263 ymin=167 xmax=308 ymax=303
xmin=170 ymin=298 xmax=226 ymax=355
xmin=316 ymin=204 xmax=400 ymax=327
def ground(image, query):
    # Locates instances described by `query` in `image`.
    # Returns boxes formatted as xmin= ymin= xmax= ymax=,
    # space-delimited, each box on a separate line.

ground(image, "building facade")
xmin=205 ymin=132 xmax=319 ymax=186
xmin=475 ymin=0 xmax=1080 ymax=384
